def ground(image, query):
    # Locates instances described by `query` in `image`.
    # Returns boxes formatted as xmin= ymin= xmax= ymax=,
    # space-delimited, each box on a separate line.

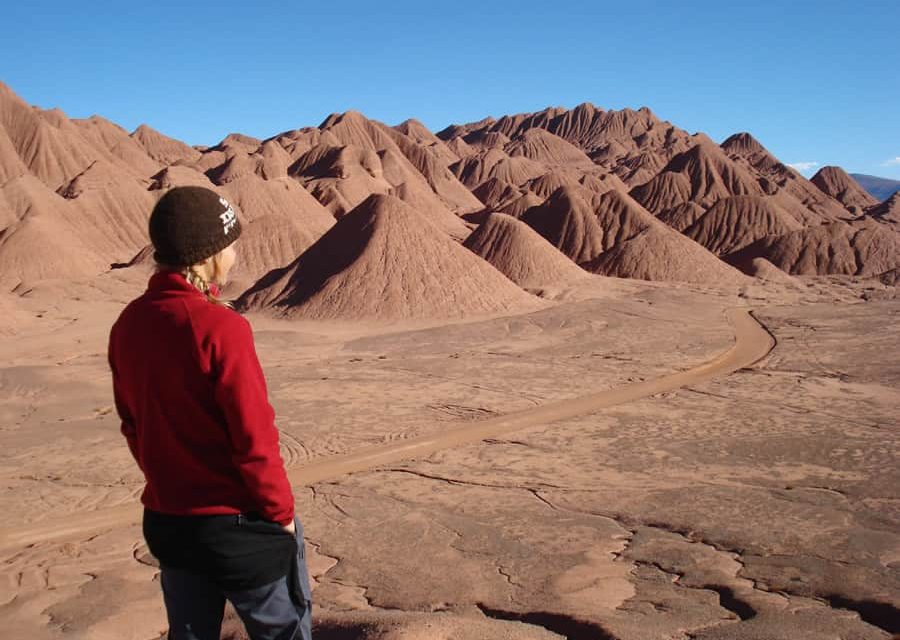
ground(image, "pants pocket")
xmin=237 ymin=513 xmax=294 ymax=537
xmin=288 ymin=518 xmax=313 ymax=609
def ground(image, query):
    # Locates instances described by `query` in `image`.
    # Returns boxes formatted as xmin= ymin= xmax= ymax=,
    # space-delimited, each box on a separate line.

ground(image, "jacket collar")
xmin=147 ymin=270 xmax=202 ymax=296
xmin=147 ymin=270 xmax=222 ymax=298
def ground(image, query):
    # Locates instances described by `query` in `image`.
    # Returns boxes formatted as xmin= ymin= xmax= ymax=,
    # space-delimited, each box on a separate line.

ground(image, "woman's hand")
xmin=281 ymin=519 xmax=296 ymax=535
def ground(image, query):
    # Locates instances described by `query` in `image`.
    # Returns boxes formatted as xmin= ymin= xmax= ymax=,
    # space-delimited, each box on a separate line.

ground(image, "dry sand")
xmin=0 ymin=274 xmax=896 ymax=639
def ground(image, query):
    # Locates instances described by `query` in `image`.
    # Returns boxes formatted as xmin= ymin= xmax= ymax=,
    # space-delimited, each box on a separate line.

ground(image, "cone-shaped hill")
xmin=681 ymin=195 xmax=803 ymax=256
xmin=630 ymin=139 xmax=763 ymax=216
xmin=584 ymin=190 xmax=749 ymax=285
xmin=579 ymin=172 xmax=627 ymax=195
xmin=393 ymin=118 xmax=460 ymax=162
xmin=471 ymin=177 xmax=521 ymax=209
xmin=811 ymin=166 xmax=879 ymax=214
xmin=867 ymin=192 xmax=900 ymax=224
xmin=721 ymin=132 xmax=846 ymax=224
xmin=504 ymin=128 xmax=594 ymax=167
xmin=591 ymin=189 xmax=659 ymax=250
xmin=744 ymin=257 xmax=797 ymax=284
xmin=71 ymin=116 xmax=161 ymax=178
xmin=500 ymin=192 xmax=545 ymax=217
xmin=520 ymin=186 xmax=605 ymax=263
xmin=149 ymin=165 xmax=216 ymax=190
xmin=463 ymin=213 xmax=587 ymax=289
xmin=526 ymin=170 xmax=583 ymax=199
xmin=311 ymin=110 xmax=481 ymax=215
xmin=0 ymin=82 xmax=107 ymax=187
xmin=237 ymin=194 xmax=540 ymax=319
xmin=720 ymin=132 xmax=770 ymax=160
xmin=219 ymin=176 xmax=336 ymax=281
xmin=131 ymin=123 xmax=201 ymax=165
xmin=0 ymin=175 xmax=105 ymax=288
xmin=451 ymin=149 xmax=546 ymax=189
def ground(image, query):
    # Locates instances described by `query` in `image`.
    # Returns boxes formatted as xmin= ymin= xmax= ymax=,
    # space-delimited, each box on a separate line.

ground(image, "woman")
xmin=107 ymin=186 xmax=312 ymax=640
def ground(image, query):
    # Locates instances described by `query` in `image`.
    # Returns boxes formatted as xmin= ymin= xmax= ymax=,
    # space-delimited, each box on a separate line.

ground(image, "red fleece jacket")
xmin=107 ymin=270 xmax=295 ymax=525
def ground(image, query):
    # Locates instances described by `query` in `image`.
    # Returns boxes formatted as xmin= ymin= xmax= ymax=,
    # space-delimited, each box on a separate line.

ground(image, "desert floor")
xmin=0 ymin=272 xmax=897 ymax=640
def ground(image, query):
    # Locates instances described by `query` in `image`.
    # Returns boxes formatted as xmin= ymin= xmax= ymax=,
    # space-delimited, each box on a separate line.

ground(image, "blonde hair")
xmin=155 ymin=261 xmax=234 ymax=309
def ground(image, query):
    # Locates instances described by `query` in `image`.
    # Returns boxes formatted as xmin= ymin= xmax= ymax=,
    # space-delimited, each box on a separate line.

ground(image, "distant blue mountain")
xmin=850 ymin=174 xmax=900 ymax=202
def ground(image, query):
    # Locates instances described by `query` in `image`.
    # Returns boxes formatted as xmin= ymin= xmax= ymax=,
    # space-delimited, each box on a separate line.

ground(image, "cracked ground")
xmin=0 ymin=274 xmax=897 ymax=639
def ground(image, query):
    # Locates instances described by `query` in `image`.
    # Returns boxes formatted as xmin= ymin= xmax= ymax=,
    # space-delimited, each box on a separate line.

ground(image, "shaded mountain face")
xmin=630 ymin=140 xmax=764 ymax=216
xmin=725 ymin=219 xmax=900 ymax=277
xmin=519 ymin=186 xmax=606 ymax=264
xmin=582 ymin=189 xmax=750 ymax=286
xmin=439 ymin=102 xmax=697 ymax=188
xmin=236 ymin=194 xmax=540 ymax=319
xmin=681 ymin=195 xmax=803 ymax=256
xmin=2 ymin=79 xmax=898 ymax=301
xmin=131 ymin=124 xmax=201 ymax=165
xmin=850 ymin=173 xmax=900 ymax=202
xmin=866 ymin=192 xmax=900 ymax=224
xmin=721 ymin=132 xmax=846 ymax=225
xmin=463 ymin=212 xmax=587 ymax=289
xmin=810 ymin=166 xmax=879 ymax=215
xmin=0 ymin=82 xmax=482 ymax=289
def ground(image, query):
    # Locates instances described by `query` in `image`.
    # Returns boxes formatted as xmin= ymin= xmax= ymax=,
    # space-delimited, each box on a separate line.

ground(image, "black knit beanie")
xmin=149 ymin=186 xmax=243 ymax=266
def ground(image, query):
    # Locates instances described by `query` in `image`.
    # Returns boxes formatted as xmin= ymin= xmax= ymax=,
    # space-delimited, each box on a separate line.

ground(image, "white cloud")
xmin=881 ymin=157 xmax=900 ymax=167
xmin=787 ymin=161 xmax=819 ymax=172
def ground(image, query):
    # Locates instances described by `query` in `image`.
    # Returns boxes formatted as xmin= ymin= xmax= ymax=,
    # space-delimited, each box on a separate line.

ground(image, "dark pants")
xmin=156 ymin=516 xmax=312 ymax=640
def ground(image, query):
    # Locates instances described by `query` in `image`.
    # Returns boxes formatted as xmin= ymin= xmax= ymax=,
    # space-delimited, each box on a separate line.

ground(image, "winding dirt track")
xmin=0 ymin=307 xmax=774 ymax=552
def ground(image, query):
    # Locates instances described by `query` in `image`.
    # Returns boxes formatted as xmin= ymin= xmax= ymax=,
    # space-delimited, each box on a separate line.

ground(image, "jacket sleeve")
xmin=210 ymin=314 xmax=296 ymax=525
xmin=108 ymin=326 xmax=142 ymax=470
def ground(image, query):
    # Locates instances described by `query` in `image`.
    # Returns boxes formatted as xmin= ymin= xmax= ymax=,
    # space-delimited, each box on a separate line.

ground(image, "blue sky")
xmin=2 ymin=0 xmax=898 ymax=179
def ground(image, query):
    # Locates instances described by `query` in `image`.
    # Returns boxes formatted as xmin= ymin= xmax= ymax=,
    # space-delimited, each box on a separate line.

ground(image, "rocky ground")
xmin=0 ymin=272 xmax=896 ymax=639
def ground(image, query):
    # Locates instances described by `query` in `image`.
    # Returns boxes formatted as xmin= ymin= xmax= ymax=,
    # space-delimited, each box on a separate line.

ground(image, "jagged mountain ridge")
xmin=1 ymin=80 xmax=897 ymax=308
